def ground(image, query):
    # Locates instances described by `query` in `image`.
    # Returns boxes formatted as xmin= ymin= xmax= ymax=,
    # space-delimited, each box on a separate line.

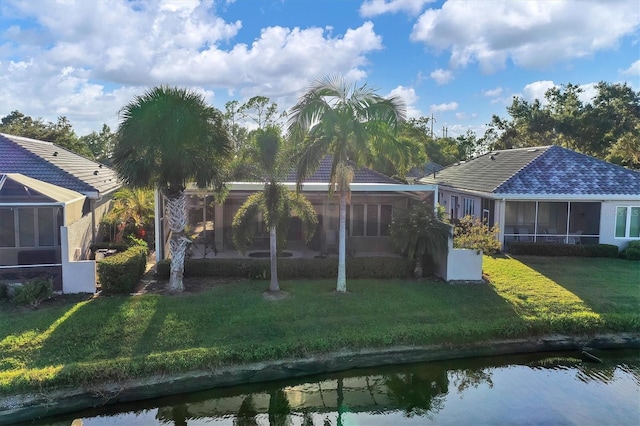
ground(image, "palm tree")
xmin=105 ymin=187 xmax=155 ymax=240
xmin=113 ymin=86 xmax=231 ymax=292
xmin=232 ymin=126 xmax=317 ymax=293
xmin=287 ymin=75 xmax=407 ymax=292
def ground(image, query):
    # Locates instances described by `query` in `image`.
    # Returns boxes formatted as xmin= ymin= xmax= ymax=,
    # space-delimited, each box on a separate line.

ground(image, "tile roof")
xmin=0 ymin=133 xmax=121 ymax=197
xmin=419 ymin=145 xmax=640 ymax=196
xmin=406 ymin=162 xmax=444 ymax=179
xmin=285 ymin=155 xmax=402 ymax=184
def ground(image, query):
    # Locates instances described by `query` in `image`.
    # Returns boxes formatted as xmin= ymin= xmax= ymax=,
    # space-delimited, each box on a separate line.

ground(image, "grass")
xmin=0 ymin=255 xmax=638 ymax=395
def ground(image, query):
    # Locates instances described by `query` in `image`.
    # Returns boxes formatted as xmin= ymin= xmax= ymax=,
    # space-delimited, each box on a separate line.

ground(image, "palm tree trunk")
xmin=269 ymin=226 xmax=279 ymax=292
xmin=166 ymin=191 xmax=188 ymax=292
xmin=337 ymin=192 xmax=347 ymax=293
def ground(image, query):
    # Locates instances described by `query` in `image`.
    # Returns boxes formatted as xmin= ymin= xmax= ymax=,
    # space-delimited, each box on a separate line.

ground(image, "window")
xmin=350 ymin=204 xmax=392 ymax=237
xmin=0 ymin=207 xmax=61 ymax=248
xmin=463 ymin=198 xmax=475 ymax=216
xmin=0 ymin=208 xmax=15 ymax=247
xmin=352 ymin=204 xmax=365 ymax=236
xmin=616 ymin=206 xmax=640 ymax=238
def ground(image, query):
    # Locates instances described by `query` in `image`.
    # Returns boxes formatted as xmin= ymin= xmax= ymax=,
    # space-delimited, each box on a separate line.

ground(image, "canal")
xmin=26 ymin=349 xmax=640 ymax=425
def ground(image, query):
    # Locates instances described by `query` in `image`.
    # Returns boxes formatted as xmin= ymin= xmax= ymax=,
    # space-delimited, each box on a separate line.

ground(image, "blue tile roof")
xmin=420 ymin=145 xmax=640 ymax=196
xmin=0 ymin=133 xmax=121 ymax=196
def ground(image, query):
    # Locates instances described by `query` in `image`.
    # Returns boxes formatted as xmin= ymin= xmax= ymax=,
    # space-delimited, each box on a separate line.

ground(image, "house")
xmin=0 ymin=133 xmax=121 ymax=293
xmin=155 ymin=156 xmax=438 ymax=260
xmin=419 ymin=145 xmax=640 ymax=250
xmin=406 ymin=161 xmax=444 ymax=182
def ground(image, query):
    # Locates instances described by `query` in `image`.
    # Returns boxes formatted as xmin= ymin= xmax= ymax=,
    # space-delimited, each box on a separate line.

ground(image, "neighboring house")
xmin=155 ymin=156 xmax=438 ymax=260
xmin=406 ymin=162 xmax=444 ymax=182
xmin=0 ymin=133 xmax=121 ymax=293
xmin=419 ymin=145 xmax=640 ymax=250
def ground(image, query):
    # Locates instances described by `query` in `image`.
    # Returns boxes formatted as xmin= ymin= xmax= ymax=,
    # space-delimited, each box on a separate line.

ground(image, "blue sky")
xmin=0 ymin=0 xmax=638 ymax=138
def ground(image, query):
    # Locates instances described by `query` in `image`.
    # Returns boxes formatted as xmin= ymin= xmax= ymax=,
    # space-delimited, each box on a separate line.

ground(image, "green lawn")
xmin=1 ymin=255 xmax=638 ymax=394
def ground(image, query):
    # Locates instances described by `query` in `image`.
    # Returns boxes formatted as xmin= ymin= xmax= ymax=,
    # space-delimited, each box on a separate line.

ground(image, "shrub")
xmin=97 ymin=245 xmax=148 ymax=295
xmin=156 ymin=257 xmax=413 ymax=280
xmin=619 ymin=241 xmax=640 ymax=261
xmin=508 ymin=243 xmax=619 ymax=257
xmin=453 ymin=216 xmax=501 ymax=255
xmin=0 ymin=282 xmax=7 ymax=299
xmin=12 ymin=277 xmax=53 ymax=308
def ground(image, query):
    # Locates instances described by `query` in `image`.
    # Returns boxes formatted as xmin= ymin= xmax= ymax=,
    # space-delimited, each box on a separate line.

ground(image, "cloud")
xmin=430 ymin=102 xmax=458 ymax=112
xmin=522 ymin=81 xmax=556 ymax=103
xmin=359 ymin=0 xmax=435 ymax=17
xmin=483 ymin=87 xmax=503 ymax=97
xmin=0 ymin=1 xmax=384 ymax=133
xmin=411 ymin=1 xmax=640 ymax=73
xmin=517 ymin=81 xmax=596 ymax=106
xmin=430 ymin=68 xmax=453 ymax=85
xmin=621 ymin=59 xmax=640 ymax=77
xmin=387 ymin=85 xmax=421 ymax=118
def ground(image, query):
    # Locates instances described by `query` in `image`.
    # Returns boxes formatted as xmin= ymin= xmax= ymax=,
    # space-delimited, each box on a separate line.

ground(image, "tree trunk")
xmin=337 ymin=192 xmax=347 ymax=293
xmin=269 ymin=226 xmax=279 ymax=292
xmin=166 ymin=191 xmax=188 ymax=292
xmin=414 ymin=260 xmax=423 ymax=279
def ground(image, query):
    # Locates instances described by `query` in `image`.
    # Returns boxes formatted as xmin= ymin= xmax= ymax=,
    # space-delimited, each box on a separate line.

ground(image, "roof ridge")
xmin=491 ymin=146 xmax=551 ymax=192
xmin=547 ymin=144 xmax=640 ymax=175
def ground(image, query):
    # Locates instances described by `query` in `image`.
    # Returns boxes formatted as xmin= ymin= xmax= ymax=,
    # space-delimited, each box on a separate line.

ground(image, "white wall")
xmin=437 ymin=189 xmax=482 ymax=221
xmin=61 ymin=227 xmax=96 ymax=293
xmin=436 ymin=227 xmax=483 ymax=282
xmin=599 ymin=201 xmax=639 ymax=249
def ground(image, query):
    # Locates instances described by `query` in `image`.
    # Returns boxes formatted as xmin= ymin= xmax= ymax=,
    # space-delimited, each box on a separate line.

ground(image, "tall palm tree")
xmin=113 ymin=86 xmax=231 ymax=292
xmin=232 ymin=126 xmax=317 ymax=293
xmin=287 ymin=75 xmax=407 ymax=293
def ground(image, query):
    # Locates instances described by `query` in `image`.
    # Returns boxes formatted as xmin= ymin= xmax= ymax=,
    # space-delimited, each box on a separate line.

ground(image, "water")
xmin=28 ymin=349 xmax=640 ymax=425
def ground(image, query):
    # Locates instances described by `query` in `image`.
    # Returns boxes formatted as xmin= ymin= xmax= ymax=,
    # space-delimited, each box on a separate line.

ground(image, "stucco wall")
xmin=599 ymin=201 xmax=639 ymax=249
xmin=437 ymin=188 xmax=482 ymax=221
xmin=66 ymin=195 xmax=113 ymax=261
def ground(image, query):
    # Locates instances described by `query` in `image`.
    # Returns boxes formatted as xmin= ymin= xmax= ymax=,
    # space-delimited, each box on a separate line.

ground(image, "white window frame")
xmin=615 ymin=206 xmax=640 ymax=239
xmin=463 ymin=198 xmax=475 ymax=217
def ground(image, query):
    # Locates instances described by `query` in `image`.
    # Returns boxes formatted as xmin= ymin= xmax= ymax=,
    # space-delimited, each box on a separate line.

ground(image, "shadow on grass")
xmin=485 ymin=254 xmax=640 ymax=331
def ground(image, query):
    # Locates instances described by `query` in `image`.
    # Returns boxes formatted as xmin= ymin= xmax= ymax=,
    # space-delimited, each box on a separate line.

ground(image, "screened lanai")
xmin=503 ymin=201 xmax=601 ymax=245
xmin=0 ymin=174 xmax=86 ymax=291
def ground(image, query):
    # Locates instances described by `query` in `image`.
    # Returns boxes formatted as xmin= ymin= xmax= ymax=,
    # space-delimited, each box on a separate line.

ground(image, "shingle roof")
xmin=419 ymin=145 xmax=640 ymax=196
xmin=285 ymin=155 xmax=402 ymax=184
xmin=0 ymin=133 xmax=120 ymax=197
xmin=407 ymin=162 xmax=444 ymax=179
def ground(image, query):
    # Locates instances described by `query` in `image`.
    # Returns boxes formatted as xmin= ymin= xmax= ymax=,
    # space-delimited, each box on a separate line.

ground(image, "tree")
xmin=389 ymin=202 xmax=450 ymax=279
xmin=79 ymin=124 xmax=116 ymax=163
xmin=232 ymin=126 xmax=317 ymax=292
xmin=288 ymin=75 xmax=407 ymax=293
xmin=482 ymin=82 xmax=640 ymax=169
xmin=104 ymin=187 xmax=155 ymax=241
xmin=0 ymin=111 xmax=92 ymax=158
xmin=113 ymin=86 xmax=232 ymax=292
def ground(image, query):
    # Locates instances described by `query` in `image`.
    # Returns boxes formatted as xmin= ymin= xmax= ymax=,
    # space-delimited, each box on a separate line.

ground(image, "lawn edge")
xmin=2 ymin=332 xmax=639 ymax=424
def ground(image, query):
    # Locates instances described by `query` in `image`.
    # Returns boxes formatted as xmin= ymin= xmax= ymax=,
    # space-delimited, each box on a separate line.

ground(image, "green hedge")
xmin=97 ymin=245 xmax=148 ymax=295
xmin=156 ymin=256 xmax=414 ymax=280
xmin=621 ymin=241 xmax=640 ymax=260
xmin=508 ymin=242 xmax=619 ymax=257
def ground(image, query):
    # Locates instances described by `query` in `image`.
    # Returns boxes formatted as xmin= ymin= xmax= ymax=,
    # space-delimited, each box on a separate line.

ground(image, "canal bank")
xmin=2 ymin=332 xmax=639 ymax=424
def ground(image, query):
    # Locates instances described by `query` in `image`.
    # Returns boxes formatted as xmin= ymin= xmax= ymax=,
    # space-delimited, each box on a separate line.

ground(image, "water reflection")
xmin=38 ymin=350 xmax=639 ymax=425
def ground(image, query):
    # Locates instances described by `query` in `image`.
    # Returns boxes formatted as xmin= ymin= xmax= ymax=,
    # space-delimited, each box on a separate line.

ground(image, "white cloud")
xmin=359 ymin=0 xmax=435 ymax=17
xmin=0 ymin=1 xmax=384 ymax=133
xmin=621 ymin=59 xmax=640 ymax=77
xmin=522 ymin=81 xmax=555 ymax=103
xmin=430 ymin=68 xmax=453 ymax=85
xmin=411 ymin=1 xmax=640 ymax=72
xmin=517 ymin=81 xmax=596 ymax=107
xmin=430 ymin=102 xmax=458 ymax=112
xmin=483 ymin=87 xmax=503 ymax=97
xmin=387 ymin=85 xmax=421 ymax=118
